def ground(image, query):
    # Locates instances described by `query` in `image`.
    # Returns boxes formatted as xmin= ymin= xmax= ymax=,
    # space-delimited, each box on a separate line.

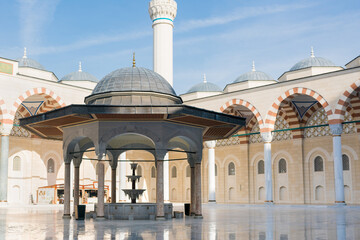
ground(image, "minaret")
xmin=149 ymin=0 xmax=177 ymax=86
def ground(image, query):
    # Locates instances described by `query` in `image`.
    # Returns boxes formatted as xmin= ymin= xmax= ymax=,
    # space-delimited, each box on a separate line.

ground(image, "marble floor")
xmin=0 ymin=204 xmax=359 ymax=239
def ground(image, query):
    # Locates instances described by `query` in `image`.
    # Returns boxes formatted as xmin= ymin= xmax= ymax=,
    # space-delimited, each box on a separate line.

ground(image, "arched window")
xmin=137 ymin=165 xmax=142 ymax=176
xmin=13 ymin=156 xmax=21 ymax=171
xmin=171 ymin=166 xmax=177 ymax=178
xmin=47 ymin=158 xmax=55 ymax=173
xmin=342 ymin=154 xmax=350 ymax=171
xmin=314 ymin=156 xmax=323 ymax=172
xmin=186 ymin=165 xmax=190 ymax=178
xmin=151 ymin=166 xmax=156 ymax=178
xmin=228 ymin=162 xmax=235 ymax=176
xmin=278 ymin=159 xmax=287 ymax=173
xmin=215 ymin=164 xmax=217 ymax=177
xmin=258 ymin=160 xmax=264 ymax=174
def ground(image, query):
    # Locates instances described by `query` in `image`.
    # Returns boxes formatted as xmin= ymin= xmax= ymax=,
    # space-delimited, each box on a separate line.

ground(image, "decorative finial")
xmin=23 ymin=47 xmax=27 ymax=59
xmin=311 ymin=46 xmax=315 ymax=58
xmin=203 ymin=73 xmax=207 ymax=83
xmin=132 ymin=52 xmax=136 ymax=68
xmin=78 ymin=61 xmax=82 ymax=72
xmin=252 ymin=61 xmax=256 ymax=72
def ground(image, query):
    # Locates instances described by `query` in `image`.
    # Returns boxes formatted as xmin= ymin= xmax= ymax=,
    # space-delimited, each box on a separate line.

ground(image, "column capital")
xmin=261 ymin=132 xmax=273 ymax=143
xmin=0 ymin=124 xmax=12 ymax=136
xmin=204 ymin=140 xmax=217 ymax=149
xmin=330 ymin=124 xmax=343 ymax=136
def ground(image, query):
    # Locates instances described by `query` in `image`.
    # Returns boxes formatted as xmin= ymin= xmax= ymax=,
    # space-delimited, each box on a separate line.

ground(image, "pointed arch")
xmin=220 ymin=99 xmax=264 ymax=126
xmin=7 ymin=88 xmax=66 ymax=125
xmin=264 ymin=87 xmax=331 ymax=132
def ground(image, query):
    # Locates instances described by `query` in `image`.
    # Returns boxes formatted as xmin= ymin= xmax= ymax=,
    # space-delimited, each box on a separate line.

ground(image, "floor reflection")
xmin=0 ymin=204 xmax=359 ymax=239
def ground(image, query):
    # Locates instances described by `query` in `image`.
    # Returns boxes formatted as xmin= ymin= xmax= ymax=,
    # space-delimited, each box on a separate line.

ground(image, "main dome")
xmin=290 ymin=48 xmax=336 ymax=71
xmin=86 ymin=66 xmax=182 ymax=105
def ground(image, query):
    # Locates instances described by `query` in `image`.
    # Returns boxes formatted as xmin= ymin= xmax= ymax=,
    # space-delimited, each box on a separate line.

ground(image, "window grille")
xmin=278 ymin=159 xmax=287 ymax=173
xmin=342 ymin=154 xmax=350 ymax=171
xmin=171 ymin=166 xmax=177 ymax=178
xmin=13 ymin=156 xmax=21 ymax=171
xmin=151 ymin=166 xmax=156 ymax=178
xmin=314 ymin=156 xmax=323 ymax=172
xmin=228 ymin=162 xmax=235 ymax=176
xmin=258 ymin=160 xmax=264 ymax=174
xmin=47 ymin=158 xmax=55 ymax=173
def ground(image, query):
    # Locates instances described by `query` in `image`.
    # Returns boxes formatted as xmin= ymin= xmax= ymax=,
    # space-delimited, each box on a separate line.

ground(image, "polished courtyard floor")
xmin=0 ymin=204 xmax=359 ymax=239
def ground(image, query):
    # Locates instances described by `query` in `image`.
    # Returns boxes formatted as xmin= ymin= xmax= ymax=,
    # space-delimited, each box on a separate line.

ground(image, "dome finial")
xmin=311 ymin=46 xmax=315 ymax=58
xmin=203 ymin=73 xmax=207 ymax=83
xmin=23 ymin=47 xmax=27 ymax=59
xmin=78 ymin=61 xmax=82 ymax=72
xmin=252 ymin=61 xmax=256 ymax=72
xmin=132 ymin=52 xmax=136 ymax=68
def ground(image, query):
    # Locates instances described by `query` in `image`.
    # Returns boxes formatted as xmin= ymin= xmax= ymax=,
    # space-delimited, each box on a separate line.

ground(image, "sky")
xmin=0 ymin=0 xmax=359 ymax=94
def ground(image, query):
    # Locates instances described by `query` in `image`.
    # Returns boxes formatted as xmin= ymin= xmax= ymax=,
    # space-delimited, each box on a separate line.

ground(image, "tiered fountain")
xmin=104 ymin=162 xmax=173 ymax=220
xmin=122 ymin=163 xmax=145 ymax=203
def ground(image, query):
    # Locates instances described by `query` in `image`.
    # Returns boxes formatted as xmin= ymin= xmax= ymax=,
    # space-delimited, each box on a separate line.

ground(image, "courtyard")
xmin=0 ymin=204 xmax=359 ymax=239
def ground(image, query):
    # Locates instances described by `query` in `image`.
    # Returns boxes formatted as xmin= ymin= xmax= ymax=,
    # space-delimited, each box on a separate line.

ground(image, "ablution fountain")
xmin=104 ymin=163 xmax=173 ymax=220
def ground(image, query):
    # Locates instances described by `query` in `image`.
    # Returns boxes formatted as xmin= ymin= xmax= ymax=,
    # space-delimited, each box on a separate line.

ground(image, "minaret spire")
xmin=23 ymin=47 xmax=27 ymax=59
xmin=252 ymin=61 xmax=256 ymax=72
xmin=311 ymin=46 xmax=315 ymax=58
xmin=203 ymin=73 xmax=207 ymax=83
xmin=78 ymin=61 xmax=82 ymax=72
xmin=132 ymin=52 xmax=136 ymax=68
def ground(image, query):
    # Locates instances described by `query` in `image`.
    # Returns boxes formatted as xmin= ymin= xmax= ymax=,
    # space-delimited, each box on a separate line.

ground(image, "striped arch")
xmin=264 ymin=87 xmax=331 ymax=132
xmin=8 ymin=88 xmax=66 ymax=125
xmin=220 ymin=99 xmax=264 ymax=126
xmin=333 ymin=80 xmax=360 ymax=124
xmin=0 ymin=98 xmax=9 ymax=126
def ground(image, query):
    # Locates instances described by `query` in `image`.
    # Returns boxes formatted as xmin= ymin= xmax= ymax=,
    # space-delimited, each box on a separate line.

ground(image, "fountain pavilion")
xmin=20 ymin=62 xmax=245 ymax=220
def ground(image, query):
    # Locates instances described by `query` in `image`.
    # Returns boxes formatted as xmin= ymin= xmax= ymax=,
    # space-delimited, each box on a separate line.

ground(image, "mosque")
xmin=0 ymin=0 xmax=359 ymax=209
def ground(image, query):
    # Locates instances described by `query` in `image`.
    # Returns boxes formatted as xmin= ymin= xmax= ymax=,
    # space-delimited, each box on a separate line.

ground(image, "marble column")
xmin=119 ymin=152 xmax=127 ymax=201
xmin=205 ymin=141 xmax=216 ymax=203
xmin=261 ymin=132 xmax=273 ymax=203
xmin=330 ymin=124 xmax=345 ymax=204
xmin=194 ymin=163 xmax=203 ymax=218
xmin=164 ymin=153 xmax=169 ymax=202
xmin=190 ymin=166 xmax=196 ymax=216
xmin=0 ymin=135 xmax=9 ymax=202
xmin=156 ymin=159 xmax=165 ymax=220
xmin=111 ymin=167 xmax=116 ymax=203
xmin=74 ymin=165 xmax=80 ymax=212
xmin=63 ymin=162 xmax=71 ymax=218
xmin=97 ymin=162 xmax=105 ymax=218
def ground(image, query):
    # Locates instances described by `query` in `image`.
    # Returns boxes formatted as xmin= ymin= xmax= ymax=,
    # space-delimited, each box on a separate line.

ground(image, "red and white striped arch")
xmin=220 ymin=98 xmax=264 ymax=127
xmin=333 ymin=80 xmax=360 ymax=124
xmin=8 ymin=88 xmax=66 ymax=125
xmin=264 ymin=87 xmax=331 ymax=132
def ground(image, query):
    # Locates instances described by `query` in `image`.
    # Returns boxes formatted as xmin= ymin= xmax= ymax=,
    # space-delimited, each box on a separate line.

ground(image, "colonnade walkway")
xmin=0 ymin=204 xmax=359 ymax=239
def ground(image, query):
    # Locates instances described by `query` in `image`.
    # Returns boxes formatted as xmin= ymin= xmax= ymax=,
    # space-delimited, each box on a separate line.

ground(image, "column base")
xmin=194 ymin=214 xmax=203 ymax=219
xmin=96 ymin=216 xmax=106 ymax=221
xmin=208 ymin=200 xmax=216 ymax=203
xmin=190 ymin=212 xmax=195 ymax=216
xmin=335 ymin=201 xmax=346 ymax=206
xmin=62 ymin=214 xmax=71 ymax=219
xmin=156 ymin=216 xmax=166 ymax=221
xmin=265 ymin=200 xmax=274 ymax=205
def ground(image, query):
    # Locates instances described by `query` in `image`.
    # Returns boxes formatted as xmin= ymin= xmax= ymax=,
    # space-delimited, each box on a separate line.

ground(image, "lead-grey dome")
xmin=290 ymin=48 xmax=336 ymax=71
xmin=60 ymin=71 xmax=98 ymax=82
xmin=234 ymin=71 xmax=273 ymax=83
xmin=17 ymin=48 xmax=46 ymax=70
xmin=187 ymin=75 xmax=222 ymax=93
xmin=290 ymin=56 xmax=336 ymax=71
xmin=86 ymin=66 xmax=182 ymax=105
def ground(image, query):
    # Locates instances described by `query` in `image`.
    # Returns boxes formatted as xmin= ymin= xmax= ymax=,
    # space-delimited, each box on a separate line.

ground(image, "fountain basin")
xmin=122 ymin=189 xmax=145 ymax=201
xmin=103 ymin=203 xmax=173 ymax=220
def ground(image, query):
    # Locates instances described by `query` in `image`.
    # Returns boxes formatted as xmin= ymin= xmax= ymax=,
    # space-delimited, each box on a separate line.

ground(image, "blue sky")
xmin=0 ymin=0 xmax=359 ymax=94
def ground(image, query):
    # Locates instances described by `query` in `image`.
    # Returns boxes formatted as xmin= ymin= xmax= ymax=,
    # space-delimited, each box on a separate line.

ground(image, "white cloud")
xmin=17 ymin=0 xmax=60 ymax=47
xmin=177 ymin=3 xmax=316 ymax=32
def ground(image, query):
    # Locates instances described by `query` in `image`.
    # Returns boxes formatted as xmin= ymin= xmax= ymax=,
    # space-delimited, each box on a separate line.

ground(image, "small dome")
xmin=234 ymin=62 xmax=273 ymax=83
xmin=86 ymin=65 xmax=182 ymax=105
xmin=60 ymin=62 xmax=98 ymax=82
xmin=187 ymin=74 xmax=222 ymax=93
xmin=17 ymin=48 xmax=46 ymax=70
xmin=290 ymin=48 xmax=336 ymax=71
